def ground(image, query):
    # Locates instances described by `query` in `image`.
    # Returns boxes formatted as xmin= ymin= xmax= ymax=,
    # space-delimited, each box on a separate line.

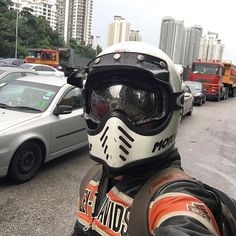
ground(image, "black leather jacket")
xmin=71 ymin=149 xmax=221 ymax=236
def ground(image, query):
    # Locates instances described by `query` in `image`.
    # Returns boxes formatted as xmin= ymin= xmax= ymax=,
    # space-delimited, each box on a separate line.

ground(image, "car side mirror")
xmin=184 ymin=92 xmax=190 ymax=98
xmin=53 ymin=105 xmax=73 ymax=116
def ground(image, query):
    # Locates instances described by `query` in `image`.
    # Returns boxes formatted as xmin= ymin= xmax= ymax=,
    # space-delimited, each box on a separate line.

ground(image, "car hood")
xmin=0 ymin=108 xmax=41 ymax=132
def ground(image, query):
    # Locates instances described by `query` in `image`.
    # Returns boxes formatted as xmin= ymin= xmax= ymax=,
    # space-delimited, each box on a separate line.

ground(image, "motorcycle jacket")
xmin=71 ymin=149 xmax=221 ymax=236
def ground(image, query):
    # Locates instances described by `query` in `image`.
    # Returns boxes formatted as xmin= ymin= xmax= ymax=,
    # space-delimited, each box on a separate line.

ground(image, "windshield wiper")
xmin=0 ymin=103 xmax=11 ymax=109
xmin=11 ymin=106 xmax=42 ymax=112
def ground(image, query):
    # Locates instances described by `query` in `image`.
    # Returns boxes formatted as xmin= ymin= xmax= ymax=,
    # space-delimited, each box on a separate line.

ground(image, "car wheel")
xmin=187 ymin=104 xmax=193 ymax=116
xmin=8 ymin=142 xmax=43 ymax=183
xmin=198 ymin=98 xmax=202 ymax=106
xmin=202 ymin=96 xmax=206 ymax=104
xmin=179 ymin=109 xmax=183 ymax=122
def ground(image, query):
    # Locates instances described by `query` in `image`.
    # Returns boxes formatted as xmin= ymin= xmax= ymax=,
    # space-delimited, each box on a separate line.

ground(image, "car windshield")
xmin=192 ymin=64 xmax=219 ymax=75
xmin=186 ymin=82 xmax=202 ymax=93
xmin=0 ymin=80 xmax=60 ymax=112
xmin=0 ymin=70 xmax=6 ymax=75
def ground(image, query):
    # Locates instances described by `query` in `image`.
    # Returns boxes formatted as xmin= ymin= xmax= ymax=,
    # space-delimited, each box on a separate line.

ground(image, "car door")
xmin=33 ymin=65 xmax=55 ymax=76
xmin=51 ymin=87 xmax=87 ymax=155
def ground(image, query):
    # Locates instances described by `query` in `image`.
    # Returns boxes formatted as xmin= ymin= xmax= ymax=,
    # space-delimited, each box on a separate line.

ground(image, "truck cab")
xmin=24 ymin=49 xmax=60 ymax=68
xmin=189 ymin=60 xmax=228 ymax=101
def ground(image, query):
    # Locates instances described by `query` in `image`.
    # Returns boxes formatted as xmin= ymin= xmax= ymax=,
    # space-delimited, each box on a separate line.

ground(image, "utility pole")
xmin=15 ymin=0 xmax=19 ymax=58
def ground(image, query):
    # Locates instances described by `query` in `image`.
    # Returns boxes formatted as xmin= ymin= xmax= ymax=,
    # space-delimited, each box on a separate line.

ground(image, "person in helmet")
xmin=69 ymin=42 xmax=222 ymax=236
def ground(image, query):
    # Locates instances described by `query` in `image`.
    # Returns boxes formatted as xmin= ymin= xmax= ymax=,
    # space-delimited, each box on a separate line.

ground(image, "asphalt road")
xmin=0 ymin=97 xmax=236 ymax=236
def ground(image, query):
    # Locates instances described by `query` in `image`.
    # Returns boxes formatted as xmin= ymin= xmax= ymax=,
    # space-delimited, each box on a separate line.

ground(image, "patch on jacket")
xmin=187 ymin=202 xmax=211 ymax=222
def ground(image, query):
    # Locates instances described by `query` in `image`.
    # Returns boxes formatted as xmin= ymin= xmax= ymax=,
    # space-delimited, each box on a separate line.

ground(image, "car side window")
xmin=42 ymin=66 xmax=55 ymax=72
xmin=1 ymin=72 xmax=22 ymax=83
xmin=33 ymin=66 xmax=43 ymax=71
xmin=25 ymin=72 xmax=37 ymax=76
xmin=59 ymin=88 xmax=82 ymax=110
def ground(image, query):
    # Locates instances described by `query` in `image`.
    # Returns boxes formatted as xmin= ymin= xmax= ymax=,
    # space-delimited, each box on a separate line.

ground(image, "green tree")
xmin=69 ymin=39 xmax=98 ymax=59
xmin=96 ymin=45 xmax=102 ymax=56
xmin=0 ymin=4 xmax=65 ymax=58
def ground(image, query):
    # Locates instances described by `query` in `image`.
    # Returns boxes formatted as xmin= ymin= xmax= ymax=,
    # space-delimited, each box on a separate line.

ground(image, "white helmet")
xmin=82 ymin=42 xmax=183 ymax=173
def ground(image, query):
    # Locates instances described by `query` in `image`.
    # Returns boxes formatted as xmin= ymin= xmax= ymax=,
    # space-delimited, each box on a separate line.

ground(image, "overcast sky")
xmin=92 ymin=0 xmax=236 ymax=64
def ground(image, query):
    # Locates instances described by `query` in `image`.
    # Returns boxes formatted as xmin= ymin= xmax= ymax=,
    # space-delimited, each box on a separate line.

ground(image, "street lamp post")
xmin=15 ymin=0 xmax=19 ymax=58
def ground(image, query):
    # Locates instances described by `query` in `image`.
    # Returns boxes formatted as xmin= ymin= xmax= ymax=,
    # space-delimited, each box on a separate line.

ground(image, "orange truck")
xmin=188 ymin=59 xmax=236 ymax=101
xmin=24 ymin=48 xmax=81 ymax=76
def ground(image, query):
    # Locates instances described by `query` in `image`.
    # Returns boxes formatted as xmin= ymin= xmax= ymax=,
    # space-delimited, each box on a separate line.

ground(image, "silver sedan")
xmin=0 ymin=75 xmax=87 ymax=183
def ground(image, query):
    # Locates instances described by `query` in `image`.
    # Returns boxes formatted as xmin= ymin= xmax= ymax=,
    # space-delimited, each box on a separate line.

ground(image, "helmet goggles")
xmin=87 ymin=80 xmax=169 ymax=126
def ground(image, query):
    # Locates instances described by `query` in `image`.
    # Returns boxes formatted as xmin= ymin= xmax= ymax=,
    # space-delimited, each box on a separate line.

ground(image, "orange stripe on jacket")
xmin=148 ymin=192 xmax=220 ymax=236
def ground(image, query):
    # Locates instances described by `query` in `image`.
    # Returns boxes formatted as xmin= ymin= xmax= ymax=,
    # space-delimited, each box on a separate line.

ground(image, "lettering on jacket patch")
xmin=80 ymin=189 xmax=98 ymax=216
xmin=95 ymin=196 xmax=130 ymax=235
xmin=187 ymin=202 xmax=211 ymax=222
xmin=152 ymin=134 xmax=175 ymax=153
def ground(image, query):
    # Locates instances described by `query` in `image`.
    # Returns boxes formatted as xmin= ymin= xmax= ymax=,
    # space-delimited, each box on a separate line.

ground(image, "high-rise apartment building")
xmin=10 ymin=0 xmax=57 ymax=30
xmin=159 ymin=17 xmax=203 ymax=66
xmin=181 ymin=25 xmax=203 ymax=65
xmin=107 ymin=16 xmax=131 ymax=47
xmin=159 ymin=17 xmax=185 ymax=63
xmin=198 ymin=32 xmax=225 ymax=60
xmin=129 ymin=30 xmax=142 ymax=42
xmin=56 ymin=0 xmax=93 ymax=45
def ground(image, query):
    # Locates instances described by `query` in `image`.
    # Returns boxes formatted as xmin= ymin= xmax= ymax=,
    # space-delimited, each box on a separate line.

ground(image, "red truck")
xmin=188 ymin=59 xmax=236 ymax=101
xmin=24 ymin=48 xmax=82 ymax=76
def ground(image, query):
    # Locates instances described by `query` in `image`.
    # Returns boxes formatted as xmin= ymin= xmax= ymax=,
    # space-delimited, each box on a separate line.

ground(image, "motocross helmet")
xmin=82 ymin=42 xmax=183 ymax=173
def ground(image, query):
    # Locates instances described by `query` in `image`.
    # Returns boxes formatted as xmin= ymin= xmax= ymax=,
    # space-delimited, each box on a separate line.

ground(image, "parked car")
xmin=181 ymin=82 xmax=194 ymax=117
xmin=0 ymin=66 xmax=38 ymax=86
xmin=0 ymin=75 xmax=87 ymax=183
xmin=184 ymin=81 xmax=206 ymax=106
xmin=1 ymin=58 xmax=24 ymax=66
xmin=20 ymin=63 xmax=65 ymax=77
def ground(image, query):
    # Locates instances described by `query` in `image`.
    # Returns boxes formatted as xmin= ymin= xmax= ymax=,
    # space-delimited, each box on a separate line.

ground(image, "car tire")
xmin=187 ymin=105 xmax=193 ymax=116
xmin=198 ymin=98 xmax=202 ymax=106
xmin=202 ymin=96 xmax=206 ymax=104
xmin=8 ymin=141 xmax=43 ymax=183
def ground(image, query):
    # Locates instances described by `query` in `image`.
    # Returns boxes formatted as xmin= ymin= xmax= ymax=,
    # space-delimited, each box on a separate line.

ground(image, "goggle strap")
xmin=170 ymin=92 xmax=184 ymax=111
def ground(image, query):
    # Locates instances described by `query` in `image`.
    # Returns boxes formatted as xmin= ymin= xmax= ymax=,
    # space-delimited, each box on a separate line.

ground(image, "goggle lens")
xmin=89 ymin=84 xmax=168 ymax=124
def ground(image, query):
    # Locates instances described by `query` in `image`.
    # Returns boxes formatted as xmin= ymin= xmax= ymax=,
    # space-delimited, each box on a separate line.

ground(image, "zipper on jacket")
xmin=83 ymin=224 xmax=92 ymax=232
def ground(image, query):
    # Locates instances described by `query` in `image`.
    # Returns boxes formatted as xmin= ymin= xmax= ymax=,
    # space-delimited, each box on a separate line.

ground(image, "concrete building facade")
xmin=10 ymin=0 xmax=57 ymax=30
xmin=198 ymin=33 xmax=225 ymax=60
xmin=159 ymin=17 xmax=203 ymax=66
xmin=182 ymin=25 xmax=203 ymax=66
xmin=107 ymin=16 xmax=131 ymax=47
xmin=56 ymin=0 xmax=93 ymax=45
xmin=129 ymin=30 xmax=142 ymax=42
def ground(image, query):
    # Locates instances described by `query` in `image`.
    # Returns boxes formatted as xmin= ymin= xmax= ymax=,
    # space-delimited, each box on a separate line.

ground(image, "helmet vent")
xmin=117 ymin=126 xmax=135 ymax=162
xmin=119 ymin=155 xmax=126 ymax=161
xmin=100 ymin=126 xmax=110 ymax=159
xmin=118 ymin=126 xmax=134 ymax=142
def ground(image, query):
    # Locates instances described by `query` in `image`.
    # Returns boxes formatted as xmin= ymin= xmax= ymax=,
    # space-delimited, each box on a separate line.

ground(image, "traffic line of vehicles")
xmin=179 ymin=59 xmax=236 ymax=119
